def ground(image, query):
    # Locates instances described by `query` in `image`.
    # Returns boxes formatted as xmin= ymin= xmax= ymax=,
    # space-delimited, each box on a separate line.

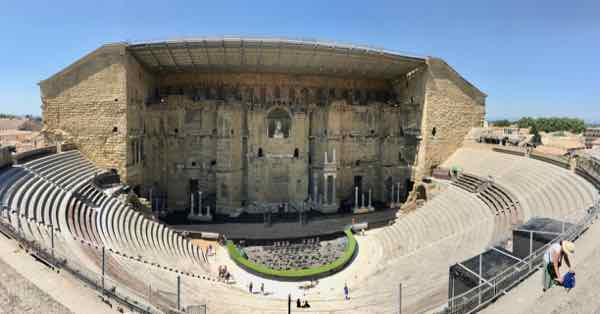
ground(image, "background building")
xmin=584 ymin=127 xmax=600 ymax=148
xmin=0 ymin=118 xmax=43 ymax=152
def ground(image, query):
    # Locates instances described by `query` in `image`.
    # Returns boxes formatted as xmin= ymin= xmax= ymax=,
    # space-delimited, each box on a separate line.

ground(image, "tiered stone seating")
xmin=374 ymin=185 xmax=494 ymax=262
xmin=0 ymin=151 xmax=212 ymax=295
xmin=444 ymin=148 xmax=598 ymax=222
xmin=0 ymin=146 xmax=595 ymax=313
xmin=451 ymin=172 xmax=523 ymax=242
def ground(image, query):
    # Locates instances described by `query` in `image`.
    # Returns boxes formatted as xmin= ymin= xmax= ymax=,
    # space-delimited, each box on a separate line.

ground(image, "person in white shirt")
xmin=543 ymin=240 xmax=574 ymax=291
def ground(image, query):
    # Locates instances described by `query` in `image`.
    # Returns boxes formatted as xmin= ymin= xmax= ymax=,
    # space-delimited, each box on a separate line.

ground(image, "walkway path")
xmin=0 ymin=236 xmax=113 ymax=314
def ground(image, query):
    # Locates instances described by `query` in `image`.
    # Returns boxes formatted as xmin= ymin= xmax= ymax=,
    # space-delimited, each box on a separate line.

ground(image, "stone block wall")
xmin=415 ymin=58 xmax=486 ymax=181
xmin=39 ymin=44 xmax=129 ymax=177
xmin=40 ymin=45 xmax=485 ymax=216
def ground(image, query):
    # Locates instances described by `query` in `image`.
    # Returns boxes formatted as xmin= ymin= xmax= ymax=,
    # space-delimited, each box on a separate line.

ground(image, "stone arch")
xmin=266 ymin=107 xmax=292 ymax=138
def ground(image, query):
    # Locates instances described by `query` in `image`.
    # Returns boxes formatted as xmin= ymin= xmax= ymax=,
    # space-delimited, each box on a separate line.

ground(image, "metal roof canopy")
xmin=127 ymin=37 xmax=426 ymax=79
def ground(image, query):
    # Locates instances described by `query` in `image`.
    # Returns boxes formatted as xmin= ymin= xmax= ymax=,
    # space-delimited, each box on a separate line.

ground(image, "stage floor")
xmin=169 ymin=208 xmax=398 ymax=240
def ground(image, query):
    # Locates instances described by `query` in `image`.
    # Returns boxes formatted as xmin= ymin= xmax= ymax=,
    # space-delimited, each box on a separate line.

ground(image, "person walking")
xmin=260 ymin=282 xmax=264 ymax=295
xmin=249 ymin=281 xmax=253 ymax=294
xmin=543 ymin=240 xmax=574 ymax=291
xmin=344 ymin=283 xmax=350 ymax=300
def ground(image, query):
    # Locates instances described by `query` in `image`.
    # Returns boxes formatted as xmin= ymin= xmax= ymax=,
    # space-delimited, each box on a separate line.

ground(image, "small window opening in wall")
xmin=112 ymin=127 xmax=118 ymax=133
xmin=398 ymin=151 xmax=403 ymax=162
xmin=258 ymin=148 xmax=264 ymax=157
xmin=308 ymin=155 xmax=312 ymax=164
xmin=191 ymin=161 xmax=197 ymax=167
xmin=174 ymin=128 xmax=179 ymax=134
xmin=432 ymin=127 xmax=437 ymax=137
xmin=370 ymin=129 xmax=375 ymax=135
xmin=114 ymin=98 xmax=119 ymax=102
xmin=211 ymin=160 xmax=217 ymax=166
xmin=355 ymin=160 xmax=361 ymax=166
xmin=231 ymin=129 xmax=234 ymax=135
xmin=410 ymin=96 xmax=415 ymax=104
xmin=293 ymin=148 xmax=299 ymax=158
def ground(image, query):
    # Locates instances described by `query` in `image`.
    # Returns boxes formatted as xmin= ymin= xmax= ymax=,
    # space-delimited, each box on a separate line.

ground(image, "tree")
xmin=491 ymin=119 xmax=512 ymax=127
xmin=530 ymin=123 xmax=542 ymax=146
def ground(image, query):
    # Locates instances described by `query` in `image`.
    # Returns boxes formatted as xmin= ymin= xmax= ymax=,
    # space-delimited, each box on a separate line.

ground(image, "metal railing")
xmin=0 ymin=208 xmax=170 ymax=314
xmin=444 ymin=203 xmax=599 ymax=314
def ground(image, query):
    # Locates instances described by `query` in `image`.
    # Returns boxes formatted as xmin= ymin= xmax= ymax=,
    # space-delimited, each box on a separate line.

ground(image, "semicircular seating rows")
xmin=358 ymin=148 xmax=599 ymax=312
xmin=443 ymin=148 xmax=598 ymax=222
xmin=452 ymin=172 xmax=523 ymax=243
xmin=0 ymin=150 xmax=228 ymax=310
xmin=1 ymin=147 xmax=597 ymax=313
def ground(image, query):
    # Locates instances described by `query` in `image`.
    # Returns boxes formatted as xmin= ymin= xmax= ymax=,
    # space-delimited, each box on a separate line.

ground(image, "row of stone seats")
xmin=0 ymin=151 xmax=214 ymax=286
xmin=443 ymin=148 xmax=598 ymax=222
xmin=73 ymin=181 xmax=207 ymax=274
xmin=374 ymin=185 xmax=494 ymax=263
xmin=362 ymin=187 xmax=496 ymax=311
xmin=451 ymin=172 xmax=522 ymax=242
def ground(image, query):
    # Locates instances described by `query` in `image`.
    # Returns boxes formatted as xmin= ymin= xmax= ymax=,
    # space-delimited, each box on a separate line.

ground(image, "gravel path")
xmin=0 ymin=257 xmax=72 ymax=314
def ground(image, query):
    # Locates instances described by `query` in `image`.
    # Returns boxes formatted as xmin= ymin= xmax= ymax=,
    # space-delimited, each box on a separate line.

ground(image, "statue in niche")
xmin=273 ymin=121 xmax=284 ymax=138
xmin=267 ymin=108 xmax=291 ymax=139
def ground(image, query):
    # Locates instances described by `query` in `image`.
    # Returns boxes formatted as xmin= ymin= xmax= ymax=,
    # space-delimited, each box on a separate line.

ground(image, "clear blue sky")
xmin=1 ymin=0 xmax=598 ymax=122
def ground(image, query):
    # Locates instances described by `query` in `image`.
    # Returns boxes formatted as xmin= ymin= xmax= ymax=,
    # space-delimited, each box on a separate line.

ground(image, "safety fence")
xmin=0 ymin=208 xmax=181 ymax=314
xmin=443 ymin=203 xmax=599 ymax=314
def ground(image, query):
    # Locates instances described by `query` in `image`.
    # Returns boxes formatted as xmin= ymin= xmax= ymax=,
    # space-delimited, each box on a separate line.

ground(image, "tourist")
xmin=302 ymin=300 xmax=311 ymax=308
xmin=260 ymin=282 xmax=264 ymax=295
xmin=296 ymin=298 xmax=302 ymax=308
xmin=344 ymin=283 xmax=350 ymax=300
xmin=543 ymin=240 xmax=574 ymax=291
xmin=249 ymin=281 xmax=253 ymax=294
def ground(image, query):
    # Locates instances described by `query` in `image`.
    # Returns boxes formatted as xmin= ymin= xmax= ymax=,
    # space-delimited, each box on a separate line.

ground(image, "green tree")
xmin=491 ymin=119 xmax=512 ymax=127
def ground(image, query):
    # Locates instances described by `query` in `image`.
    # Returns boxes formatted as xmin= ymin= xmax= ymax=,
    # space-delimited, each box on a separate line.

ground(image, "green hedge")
xmin=226 ymin=229 xmax=357 ymax=279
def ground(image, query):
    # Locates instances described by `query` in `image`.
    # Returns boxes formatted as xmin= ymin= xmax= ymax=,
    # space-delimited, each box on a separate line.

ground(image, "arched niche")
xmin=266 ymin=107 xmax=292 ymax=139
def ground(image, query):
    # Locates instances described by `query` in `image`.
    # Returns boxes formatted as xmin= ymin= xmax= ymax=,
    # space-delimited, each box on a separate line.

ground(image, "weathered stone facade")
xmin=39 ymin=41 xmax=485 ymax=217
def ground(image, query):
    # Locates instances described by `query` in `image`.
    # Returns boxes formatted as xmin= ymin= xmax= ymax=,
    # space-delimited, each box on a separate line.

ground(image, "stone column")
xmin=313 ymin=172 xmax=318 ymax=201
xmin=361 ymin=192 xmax=365 ymax=208
xmin=190 ymin=192 xmax=195 ymax=214
xmin=396 ymin=183 xmax=401 ymax=203
xmin=354 ymin=186 xmax=359 ymax=209
xmin=332 ymin=176 xmax=336 ymax=205
xmin=368 ymin=189 xmax=372 ymax=208
xmin=198 ymin=191 xmax=203 ymax=215
xmin=323 ymin=174 xmax=329 ymax=205
xmin=390 ymin=183 xmax=394 ymax=203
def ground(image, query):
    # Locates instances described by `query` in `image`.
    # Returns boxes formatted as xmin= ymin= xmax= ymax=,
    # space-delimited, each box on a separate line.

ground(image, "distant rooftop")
xmin=126 ymin=36 xmax=426 ymax=79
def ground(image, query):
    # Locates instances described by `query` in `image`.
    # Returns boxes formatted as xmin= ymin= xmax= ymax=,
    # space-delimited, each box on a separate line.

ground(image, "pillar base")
xmin=187 ymin=213 xmax=213 ymax=222
xmin=317 ymin=203 xmax=338 ymax=214
xmin=353 ymin=206 xmax=374 ymax=214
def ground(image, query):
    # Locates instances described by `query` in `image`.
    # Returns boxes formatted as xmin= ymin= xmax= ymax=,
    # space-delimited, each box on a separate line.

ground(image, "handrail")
xmin=443 ymin=203 xmax=598 ymax=314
